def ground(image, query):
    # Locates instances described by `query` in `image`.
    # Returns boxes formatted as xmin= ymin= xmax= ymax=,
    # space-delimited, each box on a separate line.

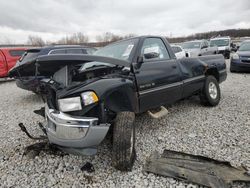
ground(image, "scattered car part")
xmin=33 ymin=107 xmax=45 ymax=117
xmin=148 ymin=106 xmax=168 ymax=119
xmin=81 ymin=162 xmax=95 ymax=173
xmin=144 ymin=150 xmax=250 ymax=188
xmin=18 ymin=123 xmax=47 ymax=140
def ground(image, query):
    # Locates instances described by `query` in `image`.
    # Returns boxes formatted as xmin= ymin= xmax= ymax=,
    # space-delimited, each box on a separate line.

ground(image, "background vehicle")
xmin=230 ymin=40 xmax=250 ymax=72
xmin=210 ymin=37 xmax=231 ymax=59
xmin=171 ymin=45 xmax=189 ymax=59
xmin=0 ymin=47 xmax=26 ymax=78
xmin=181 ymin=40 xmax=218 ymax=57
xmin=9 ymin=36 xmax=227 ymax=171
xmin=15 ymin=45 xmax=96 ymax=92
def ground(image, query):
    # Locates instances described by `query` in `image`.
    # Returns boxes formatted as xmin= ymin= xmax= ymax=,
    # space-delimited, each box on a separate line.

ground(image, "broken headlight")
xmin=58 ymin=97 xmax=82 ymax=112
xmin=81 ymin=91 xmax=99 ymax=106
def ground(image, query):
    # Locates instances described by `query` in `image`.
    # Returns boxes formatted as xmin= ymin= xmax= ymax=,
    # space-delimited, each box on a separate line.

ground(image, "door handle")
xmin=172 ymin=65 xmax=177 ymax=69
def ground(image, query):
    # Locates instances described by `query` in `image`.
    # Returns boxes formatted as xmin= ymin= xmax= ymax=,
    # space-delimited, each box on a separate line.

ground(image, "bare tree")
xmin=57 ymin=32 xmax=89 ymax=45
xmin=27 ymin=35 xmax=45 ymax=46
xmin=96 ymin=32 xmax=122 ymax=43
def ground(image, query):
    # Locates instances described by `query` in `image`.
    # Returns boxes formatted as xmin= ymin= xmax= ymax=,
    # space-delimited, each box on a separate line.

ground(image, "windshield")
xmin=94 ymin=38 xmax=138 ymax=60
xmin=238 ymin=42 xmax=250 ymax=51
xmin=182 ymin=42 xmax=201 ymax=49
xmin=210 ymin=39 xmax=229 ymax=47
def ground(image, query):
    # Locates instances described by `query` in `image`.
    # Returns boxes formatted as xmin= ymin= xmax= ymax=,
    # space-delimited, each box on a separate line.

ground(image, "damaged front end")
xmin=11 ymin=54 xmax=133 ymax=155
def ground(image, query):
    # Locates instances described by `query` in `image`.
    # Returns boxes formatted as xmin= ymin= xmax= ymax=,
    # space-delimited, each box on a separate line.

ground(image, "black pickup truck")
xmin=9 ymin=36 xmax=227 ymax=171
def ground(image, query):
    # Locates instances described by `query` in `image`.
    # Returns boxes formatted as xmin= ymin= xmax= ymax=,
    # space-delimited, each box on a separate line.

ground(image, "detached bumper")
xmin=45 ymin=107 xmax=110 ymax=148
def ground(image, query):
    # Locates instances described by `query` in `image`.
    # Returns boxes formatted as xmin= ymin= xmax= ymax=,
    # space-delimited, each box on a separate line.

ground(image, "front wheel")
xmin=200 ymin=76 xmax=221 ymax=106
xmin=112 ymin=111 xmax=136 ymax=171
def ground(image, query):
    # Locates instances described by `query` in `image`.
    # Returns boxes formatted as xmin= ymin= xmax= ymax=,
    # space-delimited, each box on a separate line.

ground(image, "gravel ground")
xmin=0 ymin=60 xmax=249 ymax=188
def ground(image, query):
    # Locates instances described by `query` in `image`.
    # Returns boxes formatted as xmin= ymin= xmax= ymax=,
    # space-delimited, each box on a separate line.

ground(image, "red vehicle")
xmin=0 ymin=48 xmax=26 ymax=78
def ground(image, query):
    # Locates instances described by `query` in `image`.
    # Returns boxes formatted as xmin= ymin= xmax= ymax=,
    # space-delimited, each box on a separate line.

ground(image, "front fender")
xmin=58 ymin=78 xmax=138 ymax=113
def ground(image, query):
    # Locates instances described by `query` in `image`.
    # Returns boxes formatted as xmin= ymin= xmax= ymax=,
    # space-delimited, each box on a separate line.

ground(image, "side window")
xmin=49 ymin=49 xmax=66 ymax=54
xmin=141 ymin=38 xmax=170 ymax=60
xmin=66 ymin=49 xmax=84 ymax=54
xmin=201 ymin=41 xmax=206 ymax=48
xmin=9 ymin=50 xmax=26 ymax=57
xmin=171 ymin=46 xmax=181 ymax=53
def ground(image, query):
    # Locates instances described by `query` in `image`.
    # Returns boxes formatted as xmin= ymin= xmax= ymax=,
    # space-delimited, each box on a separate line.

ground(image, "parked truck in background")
xmin=0 ymin=48 xmax=26 ymax=78
xmin=181 ymin=40 xmax=218 ymax=57
xmin=210 ymin=37 xmax=231 ymax=59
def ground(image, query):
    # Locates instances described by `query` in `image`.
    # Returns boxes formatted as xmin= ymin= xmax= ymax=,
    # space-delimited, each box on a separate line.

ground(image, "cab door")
xmin=134 ymin=37 xmax=182 ymax=112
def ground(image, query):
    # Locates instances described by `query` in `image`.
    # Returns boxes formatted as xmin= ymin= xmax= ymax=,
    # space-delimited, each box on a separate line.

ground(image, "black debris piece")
xmin=81 ymin=162 xmax=95 ymax=173
xmin=144 ymin=150 xmax=250 ymax=188
xmin=33 ymin=107 xmax=45 ymax=117
xmin=18 ymin=123 xmax=47 ymax=140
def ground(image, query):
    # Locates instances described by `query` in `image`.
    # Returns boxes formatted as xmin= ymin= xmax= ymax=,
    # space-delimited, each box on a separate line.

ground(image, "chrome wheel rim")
xmin=208 ymin=82 xmax=217 ymax=99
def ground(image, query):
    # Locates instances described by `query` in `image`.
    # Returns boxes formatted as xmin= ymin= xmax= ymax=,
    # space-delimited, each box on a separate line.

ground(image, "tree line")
xmin=167 ymin=28 xmax=250 ymax=43
xmin=2 ymin=28 xmax=250 ymax=47
xmin=26 ymin=32 xmax=137 ymax=47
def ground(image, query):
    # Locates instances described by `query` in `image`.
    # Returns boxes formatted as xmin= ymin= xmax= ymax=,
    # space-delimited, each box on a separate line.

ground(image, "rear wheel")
xmin=112 ymin=111 xmax=136 ymax=171
xmin=200 ymin=76 xmax=221 ymax=106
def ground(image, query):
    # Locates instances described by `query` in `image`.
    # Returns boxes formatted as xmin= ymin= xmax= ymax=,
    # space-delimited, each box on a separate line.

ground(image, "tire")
xmin=112 ymin=111 xmax=136 ymax=171
xmin=200 ymin=76 xmax=221 ymax=106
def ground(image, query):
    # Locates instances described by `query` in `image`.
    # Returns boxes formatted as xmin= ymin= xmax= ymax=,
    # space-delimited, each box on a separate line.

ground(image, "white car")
xmin=171 ymin=45 xmax=189 ymax=59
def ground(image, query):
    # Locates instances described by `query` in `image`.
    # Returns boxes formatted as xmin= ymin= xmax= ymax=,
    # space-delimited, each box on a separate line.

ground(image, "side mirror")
xmin=201 ymin=45 xmax=208 ymax=49
xmin=144 ymin=52 xmax=160 ymax=59
xmin=134 ymin=56 xmax=144 ymax=69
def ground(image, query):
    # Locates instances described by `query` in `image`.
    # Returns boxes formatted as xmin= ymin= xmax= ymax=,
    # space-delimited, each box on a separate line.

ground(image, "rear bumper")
xmin=45 ymin=106 xmax=110 ymax=148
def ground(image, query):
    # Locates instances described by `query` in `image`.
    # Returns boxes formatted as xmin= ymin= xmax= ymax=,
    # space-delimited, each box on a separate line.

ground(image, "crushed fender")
xmin=144 ymin=150 xmax=250 ymax=188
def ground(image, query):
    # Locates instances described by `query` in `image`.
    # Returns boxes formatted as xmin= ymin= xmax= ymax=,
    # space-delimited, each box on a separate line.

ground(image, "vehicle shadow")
xmin=18 ymin=92 xmax=44 ymax=104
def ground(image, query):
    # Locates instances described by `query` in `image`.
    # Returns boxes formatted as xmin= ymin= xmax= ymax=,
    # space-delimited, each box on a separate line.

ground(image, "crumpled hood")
xmin=9 ymin=54 xmax=130 ymax=77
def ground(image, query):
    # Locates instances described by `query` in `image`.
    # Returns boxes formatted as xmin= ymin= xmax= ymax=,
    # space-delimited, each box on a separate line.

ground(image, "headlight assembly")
xmin=81 ymin=91 xmax=99 ymax=106
xmin=58 ymin=97 xmax=82 ymax=112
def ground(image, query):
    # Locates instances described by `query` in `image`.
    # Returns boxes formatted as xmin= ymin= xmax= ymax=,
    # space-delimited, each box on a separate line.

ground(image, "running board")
xmin=148 ymin=106 xmax=168 ymax=119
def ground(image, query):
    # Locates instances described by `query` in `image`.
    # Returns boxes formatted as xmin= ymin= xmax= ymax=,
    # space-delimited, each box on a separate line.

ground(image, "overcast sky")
xmin=0 ymin=0 xmax=249 ymax=43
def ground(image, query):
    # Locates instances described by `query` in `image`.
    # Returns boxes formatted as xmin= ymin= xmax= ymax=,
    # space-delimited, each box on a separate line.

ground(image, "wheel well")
xmin=206 ymin=68 xmax=219 ymax=81
xmin=105 ymin=88 xmax=137 ymax=113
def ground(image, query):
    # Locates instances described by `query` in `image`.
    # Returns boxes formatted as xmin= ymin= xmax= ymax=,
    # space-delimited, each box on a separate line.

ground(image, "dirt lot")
xmin=0 ymin=60 xmax=249 ymax=188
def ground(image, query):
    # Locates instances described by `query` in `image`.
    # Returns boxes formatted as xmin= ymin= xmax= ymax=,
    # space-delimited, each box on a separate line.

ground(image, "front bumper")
xmin=230 ymin=60 xmax=250 ymax=72
xmin=45 ymin=107 xmax=110 ymax=148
